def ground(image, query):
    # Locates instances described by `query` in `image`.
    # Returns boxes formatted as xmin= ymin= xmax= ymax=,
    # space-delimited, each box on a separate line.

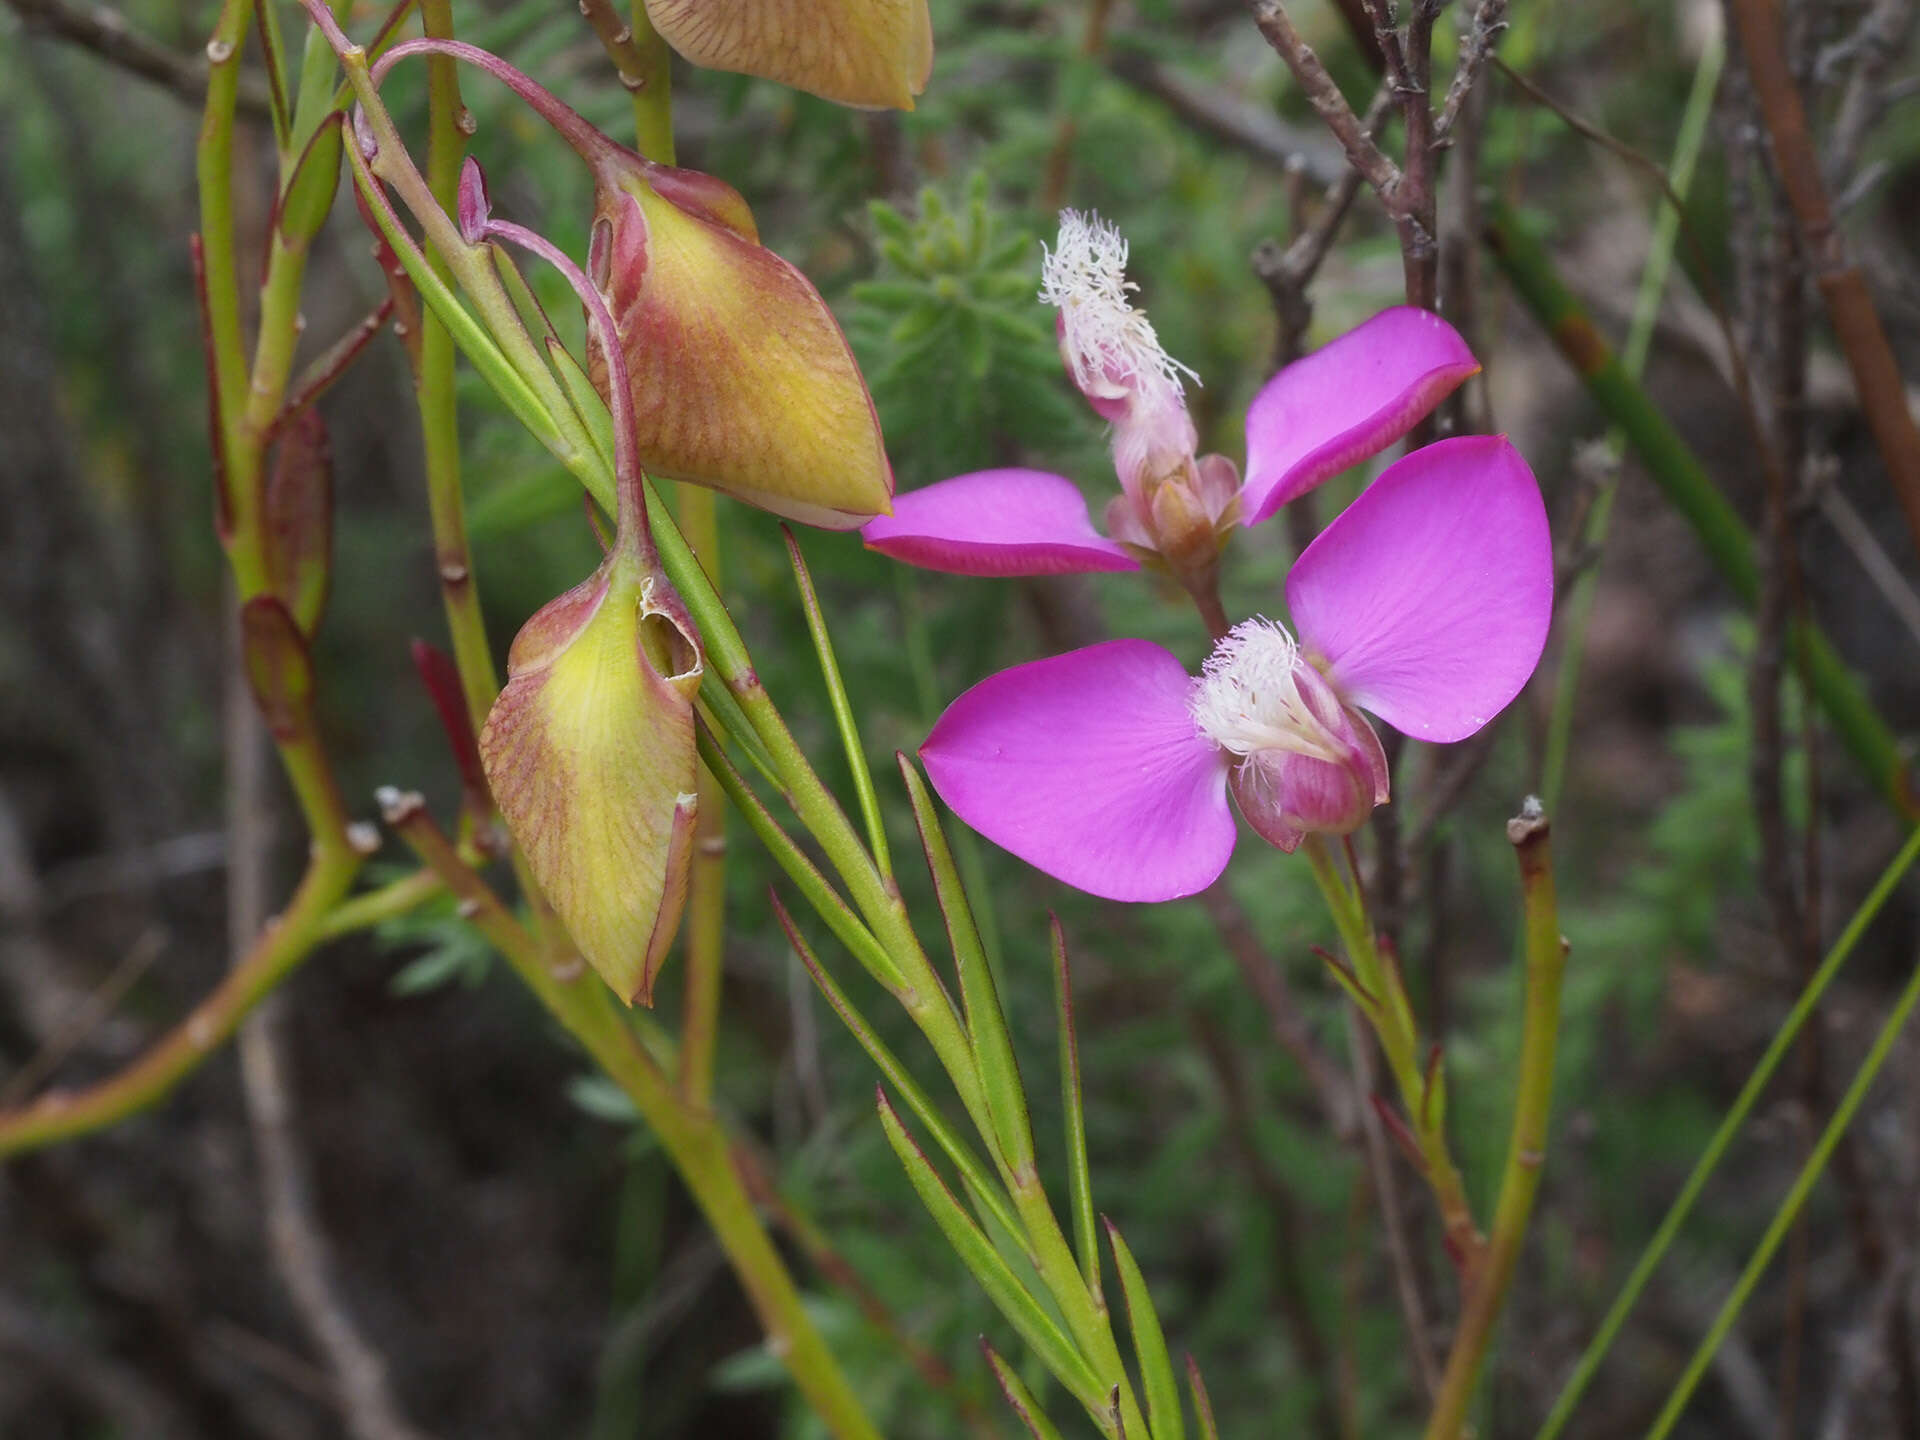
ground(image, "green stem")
xmin=627 ymin=0 xmax=675 ymax=163
xmin=677 ymin=486 xmax=727 ymax=1109
xmin=385 ymin=800 xmax=880 ymax=1440
xmin=1304 ymin=836 xmax=1484 ymax=1275
xmin=1485 ymin=199 xmax=1916 ymax=819
xmin=313 ymin=867 xmax=446 ymax=940
xmin=1424 ymin=807 xmax=1567 ymax=1439
xmin=415 ymin=0 xmax=500 ymax=739
xmin=1645 ymin=946 xmax=1920 ymax=1438
xmin=1534 ymin=823 xmax=1920 ymax=1439
xmin=0 ymin=849 xmax=362 ymax=1156
xmin=1540 ymin=30 xmax=1724 ymax=813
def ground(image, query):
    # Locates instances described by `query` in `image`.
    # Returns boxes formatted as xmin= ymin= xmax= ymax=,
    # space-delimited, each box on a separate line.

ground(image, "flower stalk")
xmin=1304 ymin=836 xmax=1484 ymax=1276
xmin=1423 ymin=801 xmax=1567 ymax=1439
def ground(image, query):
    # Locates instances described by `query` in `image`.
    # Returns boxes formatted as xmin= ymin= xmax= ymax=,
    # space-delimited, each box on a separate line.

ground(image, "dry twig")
xmin=3 ymin=0 xmax=274 ymax=116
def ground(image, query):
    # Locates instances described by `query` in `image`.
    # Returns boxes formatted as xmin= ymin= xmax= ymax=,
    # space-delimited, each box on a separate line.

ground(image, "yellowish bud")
xmin=480 ymin=546 xmax=703 ymax=1005
xmin=643 ymin=0 xmax=932 ymax=110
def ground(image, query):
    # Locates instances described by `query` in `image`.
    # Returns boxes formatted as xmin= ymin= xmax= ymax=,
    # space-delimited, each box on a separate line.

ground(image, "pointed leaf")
xmin=899 ymin=754 xmax=1034 ymax=1179
xmin=277 ymin=112 xmax=344 ymax=247
xmin=1052 ymin=919 xmax=1100 ymax=1301
xmin=1185 ymin=1357 xmax=1219 ymax=1440
xmin=876 ymin=1088 xmax=1108 ymax=1415
xmin=1104 ymin=1219 xmax=1184 ymax=1440
xmin=984 ymin=1340 xmax=1069 ymax=1440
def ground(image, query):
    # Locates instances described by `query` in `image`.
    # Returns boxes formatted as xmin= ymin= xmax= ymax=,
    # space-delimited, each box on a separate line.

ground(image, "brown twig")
xmin=1109 ymin=49 xmax=1348 ymax=184
xmin=227 ymin=611 xmax=433 ymax=1440
xmin=1199 ymin=884 xmax=1357 ymax=1143
xmin=1729 ymin=0 xmax=1920 ymax=563
xmin=1821 ymin=0 xmax=1913 ymax=187
xmin=1189 ymin=1011 xmax=1346 ymax=1440
xmin=1433 ymin=0 xmax=1507 ymax=146
xmin=1247 ymin=1 xmax=1403 ymax=203
xmin=1345 ymin=1004 xmax=1440 ymax=1401
xmin=2 ymin=0 xmax=274 ymax=116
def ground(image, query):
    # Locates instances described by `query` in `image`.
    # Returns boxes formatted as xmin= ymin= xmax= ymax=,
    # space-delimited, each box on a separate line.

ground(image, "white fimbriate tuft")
xmin=1039 ymin=209 xmax=1198 ymax=399
xmin=1189 ymin=618 xmax=1343 ymax=764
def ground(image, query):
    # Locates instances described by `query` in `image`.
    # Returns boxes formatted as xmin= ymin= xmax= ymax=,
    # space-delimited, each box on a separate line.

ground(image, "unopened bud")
xmin=642 ymin=0 xmax=932 ymax=109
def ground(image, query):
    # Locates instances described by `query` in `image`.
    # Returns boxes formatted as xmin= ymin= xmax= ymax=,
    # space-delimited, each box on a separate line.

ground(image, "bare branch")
xmin=3 ymin=0 xmax=274 ymax=117
xmin=1435 ymin=0 xmax=1508 ymax=145
xmin=1247 ymin=0 xmax=1403 ymax=203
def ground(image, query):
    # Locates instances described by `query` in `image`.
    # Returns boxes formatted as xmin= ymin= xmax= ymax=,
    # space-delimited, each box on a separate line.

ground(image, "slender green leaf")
xmin=876 ymin=1091 xmax=1108 ymax=1416
xmin=769 ymin=894 xmax=1022 ymax=1245
xmin=1105 ymin=1219 xmax=1183 ymax=1440
xmin=898 ymin=756 xmax=1034 ymax=1179
xmin=1537 ymin=824 xmax=1920 ymax=1437
xmin=984 ymin=1341 xmax=1069 ymax=1440
xmin=1185 ymin=1357 xmax=1219 ymax=1440
xmin=1052 ymin=918 xmax=1101 ymax=1301
xmin=545 ymin=336 xmax=616 ymax=477
xmin=695 ymin=724 xmax=904 ymax=992
xmin=784 ymin=529 xmax=891 ymax=880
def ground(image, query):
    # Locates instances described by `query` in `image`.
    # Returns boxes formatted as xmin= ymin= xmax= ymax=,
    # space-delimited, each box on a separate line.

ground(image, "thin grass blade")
xmin=1052 ymin=917 xmax=1101 ymax=1301
xmin=984 ymin=1340 xmax=1069 ymax=1440
xmin=898 ymin=754 xmax=1035 ymax=1179
xmin=785 ymin=527 xmax=892 ymax=880
xmin=1104 ymin=1218 xmax=1184 ymax=1440
xmin=877 ymin=1089 xmax=1108 ymax=1418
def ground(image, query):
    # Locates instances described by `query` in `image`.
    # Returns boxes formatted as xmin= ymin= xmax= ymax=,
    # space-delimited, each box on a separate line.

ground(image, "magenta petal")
xmin=1239 ymin=307 xmax=1480 ymax=528
xmin=862 ymin=469 xmax=1140 ymax=576
xmin=920 ymin=640 xmax=1234 ymax=902
xmin=1286 ymin=435 xmax=1553 ymax=743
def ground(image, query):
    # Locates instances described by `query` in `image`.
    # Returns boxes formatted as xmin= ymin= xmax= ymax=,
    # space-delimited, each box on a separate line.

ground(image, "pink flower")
xmin=916 ymin=436 xmax=1553 ymax=902
xmin=861 ymin=213 xmax=1478 ymax=578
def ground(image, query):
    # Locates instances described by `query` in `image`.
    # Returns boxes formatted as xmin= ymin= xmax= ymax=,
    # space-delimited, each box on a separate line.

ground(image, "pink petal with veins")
xmin=863 ymin=469 xmax=1139 ymax=576
xmin=921 ymin=640 xmax=1233 ymax=901
xmin=1286 ymin=434 xmax=1553 ymax=743
xmin=1239 ymin=307 xmax=1479 ymax=527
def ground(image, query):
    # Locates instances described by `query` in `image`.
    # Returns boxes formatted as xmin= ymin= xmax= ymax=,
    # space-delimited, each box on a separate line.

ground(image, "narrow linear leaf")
xmin=695 ymin=724 xmax=904 ymax=991
xmin=785 ymin=528 xmax=891 ymax=879
xmin=1052 ymin=918 xmax=1101 ymax=1302
xmin=898 ymin=755 xmax=1034 ymax=1178
xmin=877 ymin=1089 xmax=1108 ymax=1417
xmin=984 ymin=1340 xmax=1068 ymax=1440
xmin=343 ymin=148 xmax=566 ymax=466
xmin=769 ymin=892 xmax=1022 ymax=1244
xmin=1185 ymin=1356 xmax=1219 ymax=1440
xmin=1104 ymin=1219 xmax=1184 ymax=1440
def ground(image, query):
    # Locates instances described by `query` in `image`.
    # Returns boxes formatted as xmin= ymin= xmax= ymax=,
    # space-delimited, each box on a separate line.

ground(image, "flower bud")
xmin=480 ymin=545 xmax=703 ymax=1005
xmin=586 ymin=157 xmax=894 ymax=529
xmin=642 ymin=0 xmax=933 ymax=110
